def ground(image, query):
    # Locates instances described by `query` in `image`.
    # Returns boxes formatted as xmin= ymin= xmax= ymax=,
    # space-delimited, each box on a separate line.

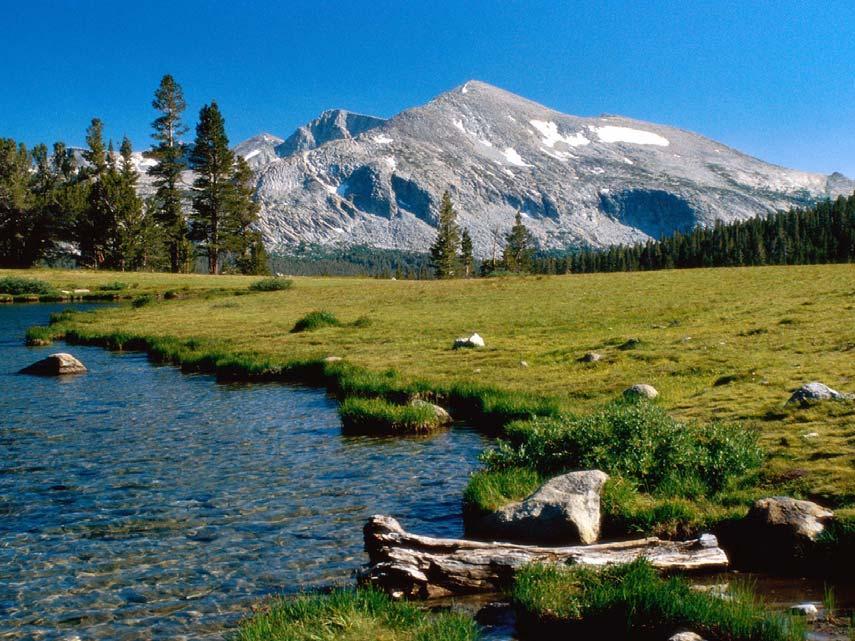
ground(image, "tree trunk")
xmin=360 ymin=515 xmax=728 ymax=599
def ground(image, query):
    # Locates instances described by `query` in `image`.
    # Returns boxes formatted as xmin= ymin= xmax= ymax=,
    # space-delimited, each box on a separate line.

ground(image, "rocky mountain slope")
xmin=249 ymin=81 xmax=852 ymax=257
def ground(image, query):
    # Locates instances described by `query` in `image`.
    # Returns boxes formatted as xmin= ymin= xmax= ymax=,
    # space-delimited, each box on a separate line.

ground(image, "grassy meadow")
xmin=8 ymin=264 xmax=854 ymax=509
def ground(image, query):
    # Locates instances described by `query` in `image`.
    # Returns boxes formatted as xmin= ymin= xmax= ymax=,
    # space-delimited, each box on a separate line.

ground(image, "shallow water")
xmin=0 ymin=304 xmax=491 ymax=640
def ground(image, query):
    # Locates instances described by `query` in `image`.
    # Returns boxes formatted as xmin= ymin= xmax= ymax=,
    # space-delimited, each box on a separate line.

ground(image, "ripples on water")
xmin=0 ymin=304 xmax=491 ymax=640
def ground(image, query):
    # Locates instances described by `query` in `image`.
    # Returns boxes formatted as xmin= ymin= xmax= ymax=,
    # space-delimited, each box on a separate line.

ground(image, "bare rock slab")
xmin=20 ymin=353 xmax=87 ymax=376
xmin=453 ymin=333 xmax=485 ymax=349
xmin=479 ymin=470 xmax=609 ymax=545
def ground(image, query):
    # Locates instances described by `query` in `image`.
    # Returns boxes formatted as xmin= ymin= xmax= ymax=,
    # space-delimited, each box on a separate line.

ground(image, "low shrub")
xmin=513 ymin=559 xmax=804 ymax=641
xmin=292 ymin=310 xmax=341 ymax=333
xmin=236 ymin=587 xmax=479 ymax=641
xmin=0 ymin=276 xmax=55 ymax=296
xmin=98 ymin=281 xmax=129 ymax=291
xmin=339 ymin=397 xmax=445 ymax=435
xmin=480 ymin=399 xmax=762 ymax=496
xmin=131 ymin=294 xmax=154 ymax=308
xmin=25 ymin=325 xmax=57 ymax=346
xmin=249 ymin=277 xmax=293 ymax=292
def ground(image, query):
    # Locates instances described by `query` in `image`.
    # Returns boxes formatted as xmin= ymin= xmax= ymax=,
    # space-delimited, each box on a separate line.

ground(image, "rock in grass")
xmin=409 ymin=399 xmax=452 ymax=426
xmin=624 ymin=383 xmax=659 ymax=400
xmin=580 ymin=351 xmax=602 ymax=362
xmin=479 ymin=470 xmax=609 ymax=544
xmin=20 ymin=353 xmax=87 ymax=376
xmin=324 ymin=356 xmax=343 ymax=363
xmin=787 ymin=381 xmax=852 ymax=406
xmin=453 ymin=333 xmax=485 ymax=349
xmin=746 ymin=497 xmax=833 ymax=542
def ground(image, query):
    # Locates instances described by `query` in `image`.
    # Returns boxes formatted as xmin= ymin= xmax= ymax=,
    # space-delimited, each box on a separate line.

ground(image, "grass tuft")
xmin=513 ymin=559 xmax=805 ymax=641
xmin=292 ymin=310 xmax=341 ymax=332
xmin=249 ymin=277 xmax=294 ymax=292
xmin=0 ymin=276 xmax=56 ymax=296
xmin=339 ymin=397 xmax=446 ymax=435
xmin=236 ymin=587 xmax=480 ymax=641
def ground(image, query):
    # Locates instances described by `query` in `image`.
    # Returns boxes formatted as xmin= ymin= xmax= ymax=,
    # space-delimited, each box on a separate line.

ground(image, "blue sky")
xmin=2 ymin=0 xmax=853 ymax=175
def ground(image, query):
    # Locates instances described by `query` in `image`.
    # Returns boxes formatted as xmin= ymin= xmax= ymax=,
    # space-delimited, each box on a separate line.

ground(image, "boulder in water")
xmin=20 ymin=353 xmax=87 ymax=376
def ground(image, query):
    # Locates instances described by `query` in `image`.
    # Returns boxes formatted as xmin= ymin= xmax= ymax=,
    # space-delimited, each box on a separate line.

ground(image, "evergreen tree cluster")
xmin=0 ymin=75 xmax=266 ymax=274
xmin=527 ymin=194 xmax=855 ymax=275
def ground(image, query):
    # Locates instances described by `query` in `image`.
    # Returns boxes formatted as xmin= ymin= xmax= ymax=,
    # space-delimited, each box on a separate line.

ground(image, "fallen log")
xmin=360 ymin=515 xmax=729 ymax=599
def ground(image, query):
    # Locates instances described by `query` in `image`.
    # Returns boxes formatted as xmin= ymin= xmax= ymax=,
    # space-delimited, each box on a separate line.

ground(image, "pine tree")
xmin=502 ymin=211 xmax=535 ymax=273
xmin=148 ymin=74 xmax=188 ymax=272
xmin=460 ymin=228 xmax=474 ymax=277
xmin=429 ymin=191 xmax=461 ymax=278
xmin=113 ymin=136 xmax=146 ymax=270
xmin=0 ymin=139 xmax=35 ymax=266
xmin=225 ymin=155 xmax=267 ymax=274
xmin=78 ymin=118 xmax=116 ymax=268
xmin=189 ymin=101 xmax=235 ymax=274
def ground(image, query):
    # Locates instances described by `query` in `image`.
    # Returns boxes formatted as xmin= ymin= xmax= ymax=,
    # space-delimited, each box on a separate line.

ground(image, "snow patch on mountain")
xmin=593 ymin=125 xmax=670 ymax=146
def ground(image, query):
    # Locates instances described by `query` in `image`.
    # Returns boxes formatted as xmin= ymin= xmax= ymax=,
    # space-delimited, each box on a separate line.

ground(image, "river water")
xmin=0 ymin=304 xmax=491 ymax=640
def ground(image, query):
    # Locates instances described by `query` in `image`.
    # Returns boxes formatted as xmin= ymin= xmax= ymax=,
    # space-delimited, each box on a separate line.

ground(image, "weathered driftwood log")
xmin=361 ymin=515 xmax=728 ymax=599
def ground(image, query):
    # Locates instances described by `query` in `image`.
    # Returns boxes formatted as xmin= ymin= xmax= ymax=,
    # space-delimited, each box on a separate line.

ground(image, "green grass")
xmin=339 ymin=397 xmax=446 ymax=435
xmin=292 ymin=310 xmax=342 ymax=332
xmin=236 ymin=588 xmax=480 ymax=641
xmin=513 ymin=559 xmax=806 ymax=641
xmin=7 ymin=264 xmax=855 ymax=516
xmin=249 ymin=276 xmax=294 ymax=292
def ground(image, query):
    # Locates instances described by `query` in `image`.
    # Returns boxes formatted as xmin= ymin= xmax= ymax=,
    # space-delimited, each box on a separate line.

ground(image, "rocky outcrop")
xmin=580 ymin=352 xmax=602 ymax=362
xmin=453 ymin=333 xmax=485 ymax=349
xmin=253 ymin=80 xmax=851 ymax=257
xmin=624 ymin=383 xmax=659 ymax=400
xmin=745 ymin=497 xmax=833 ymax=542
xmin=20 ymin=353 xmax=87 ymax=376
xmin=788 ymin=382 xmax=852 ymax=405
xmin=475 ymin=470 xmax=609 ymax=545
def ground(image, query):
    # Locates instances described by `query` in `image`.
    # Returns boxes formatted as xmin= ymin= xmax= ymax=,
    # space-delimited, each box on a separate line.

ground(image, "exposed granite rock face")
xmin=20 ymin=353 xmax=87 ymax=376
xmin=253 ymin=80 xmax=852 ymax=257
xmin=233 ymin=133 xmax=285 ymax=170
xmin=475 ymin=470 xmax=609 ymax=545
xmin=746 ymin=497 xmax=834 ymax=542
xmin=275 ymin=109 xmax=385 ymax=157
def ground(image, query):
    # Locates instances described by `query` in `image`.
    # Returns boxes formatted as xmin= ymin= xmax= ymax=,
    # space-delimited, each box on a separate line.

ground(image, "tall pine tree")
xmin=502 ymin=211 xmax=534 ymax=273
xmin=148 ymin=74 xmax=188 ymax=272
xmin=225 ymin=155 xmax=267 ymax=274
xmin=189 ymin=102 xmax=235 ymax=275
xmin=460 ymin=228 xmax=474 ymax=277
xmin=429 ymin=191 xmax=461 ymax=278
xmin=78 ymin=118 xmax=116 ymax=268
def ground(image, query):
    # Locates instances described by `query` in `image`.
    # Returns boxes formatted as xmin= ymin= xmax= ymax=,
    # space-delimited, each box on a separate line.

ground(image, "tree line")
xmin=528 ymin=193 xmax=855 ymax=274
xmin=0 ymin=75 xmax=267 ymax=274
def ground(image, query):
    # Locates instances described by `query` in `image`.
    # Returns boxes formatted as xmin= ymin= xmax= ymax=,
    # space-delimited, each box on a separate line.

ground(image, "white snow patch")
xmin=243 ymin=149 xmax=261 ymax=160
xmin=333 ymin=227 xmax=345 ymax=234
xmin=503 ymin=168 xmax=516 ymax=178
xmin=502 ymin=147 xmax=532 ymax=167
xmin=622 ymin=157 xmax=634 ymax=165
xmin=588 ymin=167 xmax=606 ymax=175
xmin=478 ymin=138 xmax=493 ymax=148
xmin=453 ymin=119 xmax=467 ymax=133
xmin=540 ymin=147 xmax=575 ymax=162
xmin=461 ymin=82 xmax=469 ymax=94
xmin=600 ymin=188 xmax=611 ymax=195
xmin=384 ymin=156 xmax=396 ymax=170
xmin=593 ymin=126 xmax=669 ymax=146
xmin=520 ymin=212 xmax=531 ymax=219
xmin=373 ymin=134 xmax=393 ymax=144
xmin=530 ymin=120 xmax=591 ymax=148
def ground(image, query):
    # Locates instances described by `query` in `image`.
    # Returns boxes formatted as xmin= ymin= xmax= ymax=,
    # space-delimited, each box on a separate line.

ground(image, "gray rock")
xmin=670 ymin=633 xmax=707 ymax=641
xmin=323 ymin=356 xmax=343 ymax=363
xmin=580 ymin=352 xmax=602 ymax=362
xmin=20 ymin=353 xmax=87 ymax=376
xmin=624 ymin=383 xmax=659 ymax=400
xmin=481 ymin=470 xmax=609 ymax=544
xmin=788 ymin=381 xmax=852 ymax=405
xmin=453 ymin=333 xmax=485 ymax=349
xmin=409 ymin=399 xmax=452 ymax=426
xmin=253 ymin=80 xmax=853 ymax=257
xmin=746 ymin=497 xmax=833 ymax=542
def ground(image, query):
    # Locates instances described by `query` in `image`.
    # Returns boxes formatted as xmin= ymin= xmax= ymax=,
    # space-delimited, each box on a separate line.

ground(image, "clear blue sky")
xmin=2 ymin=0 xmax=853 ymax=175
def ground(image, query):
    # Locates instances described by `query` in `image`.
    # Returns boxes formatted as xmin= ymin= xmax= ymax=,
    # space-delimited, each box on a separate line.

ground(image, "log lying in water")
xmin=361 ymin=515 xmax=728 ymax=599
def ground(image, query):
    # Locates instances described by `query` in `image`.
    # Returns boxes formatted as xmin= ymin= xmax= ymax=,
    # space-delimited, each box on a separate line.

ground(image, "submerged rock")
xmin=788 ymin=382 xmax=852 ymax=405
xmin=789 ymin=603 xmax=818 ymax=620
xmin=20 ymin=353 xmax=87 ymax=376
xmin=477 ymin=470 xmax=609 ymax=544
xmin=453 ymin=333 xmax=485 ymax=349
xmin=624 ymin=383 xmax=659 ymax=400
